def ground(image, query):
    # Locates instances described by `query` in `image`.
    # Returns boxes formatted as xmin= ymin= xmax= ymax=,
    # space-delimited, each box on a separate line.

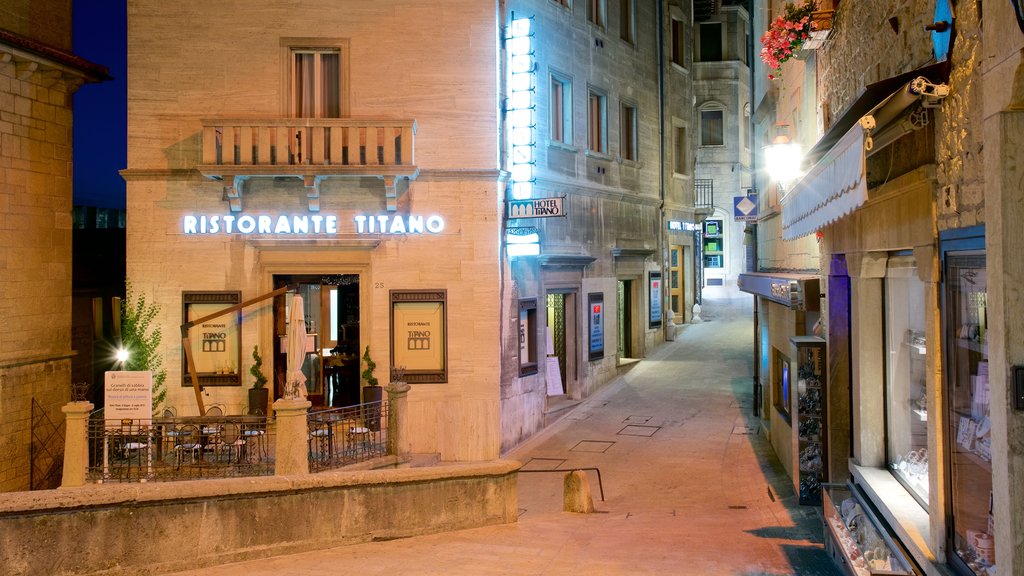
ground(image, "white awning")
xmin=780 ymin=122 xmax=867 ymax=241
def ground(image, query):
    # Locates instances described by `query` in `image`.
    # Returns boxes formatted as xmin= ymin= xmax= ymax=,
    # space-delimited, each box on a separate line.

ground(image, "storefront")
xmin=738 ymin=271 xmax=821 ymax=498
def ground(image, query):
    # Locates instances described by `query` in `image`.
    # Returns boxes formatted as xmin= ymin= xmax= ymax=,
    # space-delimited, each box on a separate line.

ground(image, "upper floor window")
xmin=673 ymin=124 xmax=688 ymax=175
xmin=699 ymin=22 xmax=723 ymax=61
xmin=550 ymin=73 xmax=573 ymax=145
xmin=701 ymin=109 xmax=724 ymax=146
xmin=620 ymin=102 xmax=637 ymax=161
xmin=286 ymin=41 xmax=348 ymax=118
xmin=552 ymin=0 xmax=570 ymax=8
xmin=588 ymin=0 xmax=606 ymax=30
xmin=620 ymin=0 xmax=635 ymax=45
xmin=671 ymin=18 xmax=685 ymax=67
xmin=588 ymin=88 xmax=607 ymax=153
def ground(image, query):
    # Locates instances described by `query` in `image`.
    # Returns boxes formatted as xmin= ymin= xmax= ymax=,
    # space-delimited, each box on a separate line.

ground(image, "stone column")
xmin=273 ymin=398 xmax=311 ymax=476
xmin=385 ymin=381 xmax=411 ymax=459
xmin=61 ymin=401 xmax=94 ymax=488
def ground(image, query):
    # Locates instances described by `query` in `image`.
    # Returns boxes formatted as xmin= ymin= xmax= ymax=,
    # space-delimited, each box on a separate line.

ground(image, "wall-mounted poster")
xmin=182 ymin=291 xmax=241 ymax=387
xmin=391 ymin=290 xmax=447 ymax=383
xmin=649 ymin=271 xmax=663 ymax=328
xmin=589 ymin=292 xmax=604 ymax=361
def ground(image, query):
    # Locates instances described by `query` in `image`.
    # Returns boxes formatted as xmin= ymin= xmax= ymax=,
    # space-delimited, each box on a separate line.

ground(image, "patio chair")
xmin=173 ymin=425 xmax=201 ymax=468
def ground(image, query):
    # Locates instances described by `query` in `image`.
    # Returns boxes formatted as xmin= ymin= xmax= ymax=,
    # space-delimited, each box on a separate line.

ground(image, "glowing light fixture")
xmin=764 ymin=134 xmax=803 ymax=185
xmin=507 ymin=16 xmax=536 ymax=201
xmin=116 ymin=348 xmax=130 ymax=363
xmin=506 ymin=226 xmax=541 ymax=257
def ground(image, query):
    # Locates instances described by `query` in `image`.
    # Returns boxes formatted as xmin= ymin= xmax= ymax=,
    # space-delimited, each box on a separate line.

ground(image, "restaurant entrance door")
xmin=272 ymin=274 xmax=361 ymax=408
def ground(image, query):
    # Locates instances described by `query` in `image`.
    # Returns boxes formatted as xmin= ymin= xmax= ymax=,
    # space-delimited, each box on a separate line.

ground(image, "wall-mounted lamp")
xmin=763 ymin=134 xmax=803 ymax=185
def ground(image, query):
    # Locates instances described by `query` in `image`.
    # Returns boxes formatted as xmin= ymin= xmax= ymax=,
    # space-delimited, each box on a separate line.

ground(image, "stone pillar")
xmin=61 ymin=401 xmax=94 ymax=488
xmin=385 ymin=381 xmax=411 ymax=459
xmin=273 ymin=398 xmax=311 ymax=476
xmin=847 ymin=251 xmax=887 ymax=468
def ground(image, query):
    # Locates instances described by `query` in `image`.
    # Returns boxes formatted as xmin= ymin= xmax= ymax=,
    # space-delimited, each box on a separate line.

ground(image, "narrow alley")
xmin=166 ymin=291 xmax=839 ymax=575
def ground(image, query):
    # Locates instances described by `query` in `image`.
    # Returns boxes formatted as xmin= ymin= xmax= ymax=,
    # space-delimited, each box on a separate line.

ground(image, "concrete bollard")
xmin=563 ymin=470 xmax=595 ymax=513
xmin=385 ymin=381 xmax=411 ymax=458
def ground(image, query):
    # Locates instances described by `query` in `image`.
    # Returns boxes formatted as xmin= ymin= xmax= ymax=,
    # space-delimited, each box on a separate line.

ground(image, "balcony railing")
xmin=197 ymin=118 xmax=418 ymax=211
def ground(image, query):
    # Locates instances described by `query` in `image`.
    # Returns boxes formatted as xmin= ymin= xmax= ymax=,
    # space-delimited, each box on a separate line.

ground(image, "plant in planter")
xmin=759 ymin=1 xmax=817 ymax=80
xmin=248 ymin=345 xmax=270 ymax=415
xmin=361 ymin=346 xmax=383 ymax=430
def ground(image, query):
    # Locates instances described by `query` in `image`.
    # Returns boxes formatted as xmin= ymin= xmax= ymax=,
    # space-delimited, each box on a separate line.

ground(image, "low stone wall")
xmin=0 ymin=460 xmax=520 ymax=576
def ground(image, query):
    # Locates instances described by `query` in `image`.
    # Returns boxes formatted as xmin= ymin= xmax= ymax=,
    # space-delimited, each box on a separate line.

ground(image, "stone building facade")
xmin=747 ymin=0 xmax=1024 ymax=574
xmin=0 ymin=5 xmax=108 ymax=491
xmin=125 ymin=0 xmax=701 ymax=460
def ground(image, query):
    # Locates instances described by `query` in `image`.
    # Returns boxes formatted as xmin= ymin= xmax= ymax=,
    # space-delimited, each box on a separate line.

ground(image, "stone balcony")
xmin=197 ymin=118 xmax=418 ymax=211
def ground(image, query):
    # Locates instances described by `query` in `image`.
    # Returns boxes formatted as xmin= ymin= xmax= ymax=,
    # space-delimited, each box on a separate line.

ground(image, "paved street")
xmin=166 ymin=289 xmax=839 ymax=575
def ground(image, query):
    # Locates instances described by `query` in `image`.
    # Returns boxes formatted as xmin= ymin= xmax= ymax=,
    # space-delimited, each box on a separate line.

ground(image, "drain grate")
xmin=520 ymin=458 xmax=566 ymax=471
xmin=571 ymin=440 xmax=615 ymax=453
xmin=623 ymin=415 xmax=652 ymax=424
xmin=618 ymin=425 xmax=660 ymax=437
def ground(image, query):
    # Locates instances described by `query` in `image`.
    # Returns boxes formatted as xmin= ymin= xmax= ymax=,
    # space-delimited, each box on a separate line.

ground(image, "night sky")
xmin=72 ymin=0 xmax=127 ymax=209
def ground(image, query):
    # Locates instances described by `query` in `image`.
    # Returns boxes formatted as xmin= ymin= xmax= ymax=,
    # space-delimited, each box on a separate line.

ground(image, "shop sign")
xmin=508 ymin=197 xmax=565 ymax=219
xmin=668 ymin=220 xmax=699 ymax=232
xmin=588 ymin=292 xmax=604 ymax=360
xmin=104 ymin=371 xmax=152 ymax=426
xmin=181 ymin=213 xmax=445 ymax=236
xmin=649 ymin=272 xmax=663 ymax=328
xmin=734 ymin=194 xmax=758 ymax=222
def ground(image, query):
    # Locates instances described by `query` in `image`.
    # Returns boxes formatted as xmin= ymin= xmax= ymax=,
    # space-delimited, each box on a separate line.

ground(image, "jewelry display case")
xmin=823 ymin=483 xmax=919 ymax=575
xmin=791 ymin=336 xmax=826 ymax=505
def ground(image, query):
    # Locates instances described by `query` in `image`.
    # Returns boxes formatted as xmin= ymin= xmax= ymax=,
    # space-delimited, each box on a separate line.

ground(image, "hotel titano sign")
xmin=507 ymin=197 xmax=565 ymax=219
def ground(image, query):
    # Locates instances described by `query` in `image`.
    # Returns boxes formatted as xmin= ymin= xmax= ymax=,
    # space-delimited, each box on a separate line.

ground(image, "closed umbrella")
xmin=286 ymin=294 xmax=308 ymax=400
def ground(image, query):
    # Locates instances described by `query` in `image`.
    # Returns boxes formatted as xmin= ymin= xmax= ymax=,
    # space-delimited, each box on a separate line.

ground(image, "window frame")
xmin=587 ymin=0 xmax=607 ymax=30
xmin=671 ymin=18 xmax=686 ymax=68
xmin=518 ymin=299 xmax=539 ymax=376
xmin=774 ymin=349 xmax=792 ymax=423
xmin=281 ymin=38 xmax=351 ymax=119
xmin=620 ymin=100 xmax=638 ymax=162
xmin=698 ymin=21 xmax=723 ymax=62
xmin=550 ymin=72 xmax=573 ymax=146
xmin=700 ymin=108 xmax=725 ymax=147
xmin=587 ymin=87 xmax=608 ymax=154
xmin=620 ymin=0 xmax=636 ymax=45
xmin=673 ymin=123 xmax=689 ymax=175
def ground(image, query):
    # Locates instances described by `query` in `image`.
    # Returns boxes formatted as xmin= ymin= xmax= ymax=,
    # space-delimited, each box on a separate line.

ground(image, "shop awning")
xmin=780 ymin=62 xmax=949 ymax=241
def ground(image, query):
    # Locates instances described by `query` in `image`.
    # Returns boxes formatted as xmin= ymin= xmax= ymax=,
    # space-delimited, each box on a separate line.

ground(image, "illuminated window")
xmin=587 ymin=0 xmax=606 ymax=29
xmin=774 ymin=350 xmax=791 ymax=421
xmin=588 ymin=89 xmax=607 ymax=153
xmin=701 ymin=109 xmax=724 ymax=146
xmin=620 ymin=0 xmax=635 ymax=44
xmin=550 ymin=73 xmax=573 ymax=145
xmin=620 ymin=102 xmax=637 ymax=161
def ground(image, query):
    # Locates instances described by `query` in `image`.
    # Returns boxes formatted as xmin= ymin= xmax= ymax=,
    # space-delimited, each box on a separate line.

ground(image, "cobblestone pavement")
xmin=166 ymin=288 xmax=840 ymax=575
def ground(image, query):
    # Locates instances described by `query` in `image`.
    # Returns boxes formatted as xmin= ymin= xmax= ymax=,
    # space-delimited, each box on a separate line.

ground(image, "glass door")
xmin=944 ymin=252 xmax=994 ymax=575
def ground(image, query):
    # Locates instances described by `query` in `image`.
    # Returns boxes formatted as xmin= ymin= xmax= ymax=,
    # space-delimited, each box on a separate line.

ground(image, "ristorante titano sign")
xmin=182 ymin=213 xmax=445 ymax=236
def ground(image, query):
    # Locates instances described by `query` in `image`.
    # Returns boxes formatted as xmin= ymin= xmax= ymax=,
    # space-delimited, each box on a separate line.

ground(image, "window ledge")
xmin=585 ymin=149 xmax=613 ymax=161
xmin=619 ymin=157 xmax=641 ymax=168
xmin=849 ymin=462 xmax=951 ymax=575
xmin=548 ymin=140 xmax=578 ymax=154
xmin=699 ymin=144 xmax=727 ymax=149
xmin=670 ymin=62 xmax=689 ymax=75
xmin=671 ymin=172 xmax=691 ymax=180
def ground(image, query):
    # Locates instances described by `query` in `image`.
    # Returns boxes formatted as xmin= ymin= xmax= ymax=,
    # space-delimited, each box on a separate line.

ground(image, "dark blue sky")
xmin=72 ymin=0 xmax=127 ymax=209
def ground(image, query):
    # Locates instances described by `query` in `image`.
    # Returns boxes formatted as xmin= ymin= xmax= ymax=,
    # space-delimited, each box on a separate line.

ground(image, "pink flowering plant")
xmin=760 ymin=1 xmax=817 ymax=79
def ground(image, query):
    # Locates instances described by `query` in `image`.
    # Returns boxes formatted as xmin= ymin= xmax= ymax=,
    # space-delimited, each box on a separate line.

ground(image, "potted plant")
xmin=248 ymin=345 xmax=270 ymax=415
xmin=361 ymin=346 xmax=383 ymax=430
xmin=759 ymin=1 xmax=817 ymax=79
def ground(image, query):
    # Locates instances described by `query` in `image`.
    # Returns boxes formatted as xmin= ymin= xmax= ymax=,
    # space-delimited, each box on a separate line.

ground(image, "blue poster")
xmin=649 ymin=272 xmax=663 ymax=328
xmin=589 ymin=293 xmax=604 ymax=360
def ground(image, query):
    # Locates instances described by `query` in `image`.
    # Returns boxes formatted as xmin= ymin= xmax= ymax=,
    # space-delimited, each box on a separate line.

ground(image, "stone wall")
xmin=0 ymin=461 xmax=519 ymax=576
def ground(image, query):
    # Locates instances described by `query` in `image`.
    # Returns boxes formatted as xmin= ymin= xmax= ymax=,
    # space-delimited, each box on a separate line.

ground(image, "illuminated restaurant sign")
xmin=182 ymin=213 xmax=445 ymax=236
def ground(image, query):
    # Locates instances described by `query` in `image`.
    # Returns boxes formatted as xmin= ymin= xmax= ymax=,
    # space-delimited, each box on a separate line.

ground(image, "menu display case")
xmin=823 ymin=483 xmax=919 ymax=575
xmin=702 ymin=219 xmax=723 ymax=269
xmin=791 ymin=336 xmax=826 ymax=505
xmin=944 ymin=253 xmax=995 ymax=575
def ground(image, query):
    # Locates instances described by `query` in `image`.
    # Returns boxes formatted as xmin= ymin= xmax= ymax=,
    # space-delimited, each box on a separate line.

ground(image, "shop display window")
xmin=944 ymin=253 xmax=994 ymax=575
xmin=518 ymin=299 xmax=538 ymax=376
xmin=883 ymin=261 xmax=929 ymax=504
xmin=773 ymin=349 xmax=791 ymax=422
